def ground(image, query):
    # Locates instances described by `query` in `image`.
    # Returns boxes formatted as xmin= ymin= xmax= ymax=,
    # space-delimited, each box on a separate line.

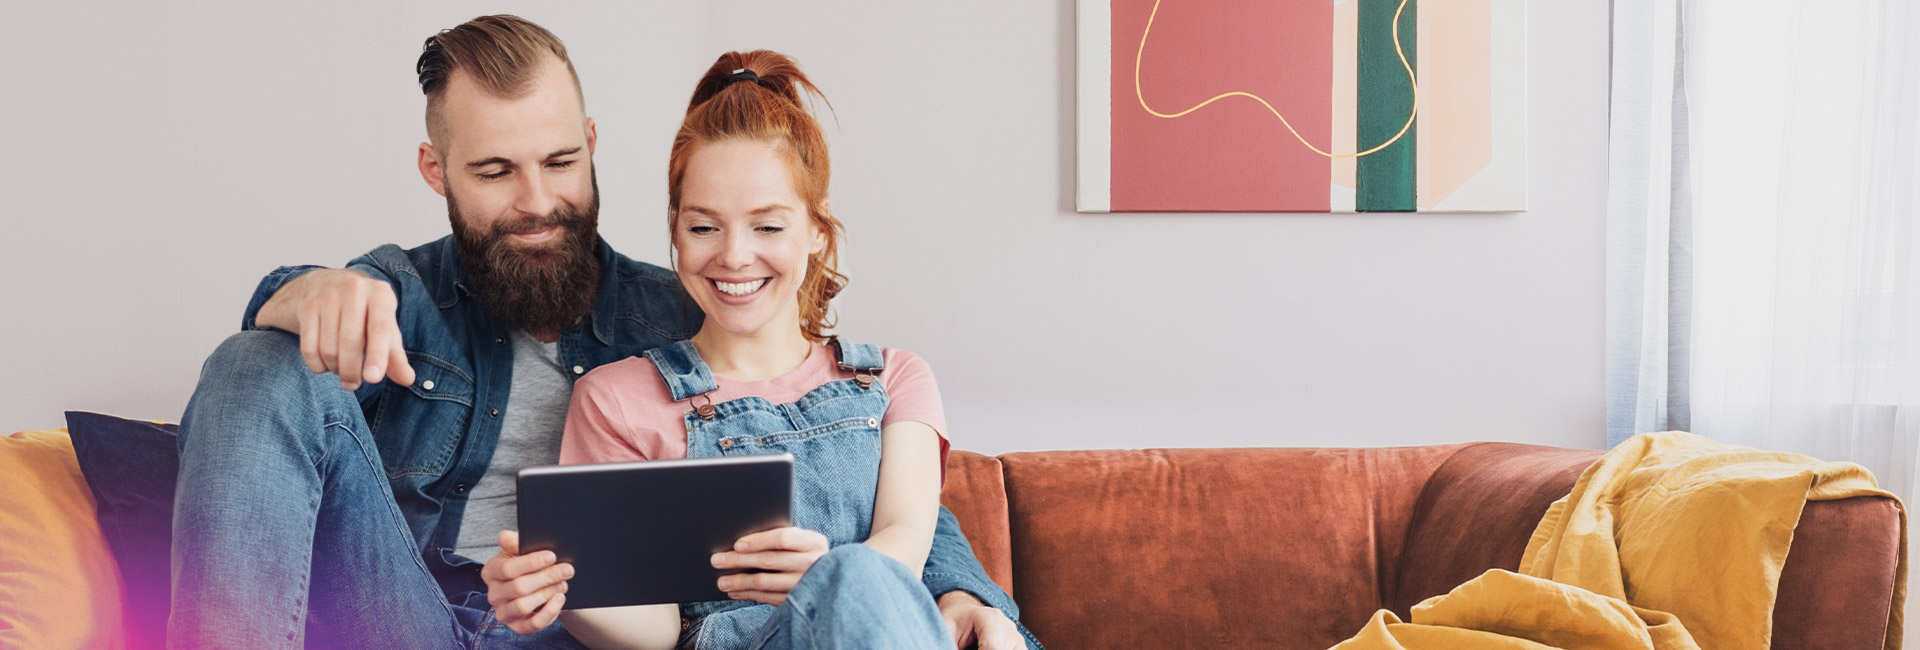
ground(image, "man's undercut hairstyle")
xmin=416 ymin=14 xmax=583 ymax=147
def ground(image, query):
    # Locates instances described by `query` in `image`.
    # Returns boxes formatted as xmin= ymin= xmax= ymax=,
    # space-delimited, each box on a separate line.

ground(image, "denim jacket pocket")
xmin=369 ymin=352 xmax=474 ymax=478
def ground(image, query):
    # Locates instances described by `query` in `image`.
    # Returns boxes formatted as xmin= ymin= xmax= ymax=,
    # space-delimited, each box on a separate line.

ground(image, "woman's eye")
xmin=688 ymin=226 xmax=718 ymax=234
xmin=757 ymin=226 xmax=786 ymax=234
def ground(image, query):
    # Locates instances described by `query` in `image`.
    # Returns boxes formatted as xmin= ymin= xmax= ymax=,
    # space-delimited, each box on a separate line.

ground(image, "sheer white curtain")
xmin=1612 ymin=0 xmax=1920 ymax=643
xmin=1685 ymin=0 xmax=1920 ymax=501
xmin=1606 ymin=0 xmax=1694 ymax=448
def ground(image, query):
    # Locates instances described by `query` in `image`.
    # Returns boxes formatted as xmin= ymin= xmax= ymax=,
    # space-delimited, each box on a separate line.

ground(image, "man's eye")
xmin=548 ymin=160 xmax=575 ymax=170
xmin=478 ymin=170 xmax=509 ymax=181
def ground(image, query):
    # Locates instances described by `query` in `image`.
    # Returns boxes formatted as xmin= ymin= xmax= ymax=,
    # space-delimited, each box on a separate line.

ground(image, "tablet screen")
xmin=516 ymin=453 xmax=794 ymax=609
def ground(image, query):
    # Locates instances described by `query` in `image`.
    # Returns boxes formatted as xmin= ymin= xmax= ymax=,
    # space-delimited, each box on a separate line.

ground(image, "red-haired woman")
xmin=482 ymin=51 xmax=1038 ymax=650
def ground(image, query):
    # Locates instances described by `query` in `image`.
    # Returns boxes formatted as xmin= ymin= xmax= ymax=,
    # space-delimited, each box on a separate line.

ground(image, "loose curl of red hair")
xmin=668 ymin=50 xmax=844 ymax=343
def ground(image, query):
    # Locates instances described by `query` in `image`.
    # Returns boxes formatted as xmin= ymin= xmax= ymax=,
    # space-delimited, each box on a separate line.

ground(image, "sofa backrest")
xmin=939 ymin=444 xmax=1910 ymax=650
xmin=986 ymin=446 xmax=1463 ymax=650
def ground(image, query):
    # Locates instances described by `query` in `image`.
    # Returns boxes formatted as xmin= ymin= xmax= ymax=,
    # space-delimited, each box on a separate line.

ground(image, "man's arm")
xmin=923 ymin=506 xmax=1018 ymax=619
xmin=248 ymin=265 xmax=415 ymax=391
xmin=925 ymin=506 xmax=1038 ymax=649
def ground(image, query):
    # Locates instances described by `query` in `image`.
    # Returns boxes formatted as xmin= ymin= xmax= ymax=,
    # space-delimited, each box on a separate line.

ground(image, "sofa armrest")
xmin=1390 ymin=442 xmax=1905 ymax=650
xmin=1771 ymin=495 xmax=1902 ymax=650
xmin=940 ymin=450 xmax=1016 ymax=596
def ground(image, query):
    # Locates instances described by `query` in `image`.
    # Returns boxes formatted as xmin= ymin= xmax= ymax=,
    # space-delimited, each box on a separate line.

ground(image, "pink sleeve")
xmin=560 ymin=364 xmax=661 ymax=465
xmin=881 ymin=348 xmax=950 ymax=482
xmin=880 ymin=349 xmax=947 ymax=437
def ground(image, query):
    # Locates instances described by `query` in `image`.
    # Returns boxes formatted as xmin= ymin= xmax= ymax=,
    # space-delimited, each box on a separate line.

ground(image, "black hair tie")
xmin=728 ymin=68 xmax=759 ymax=85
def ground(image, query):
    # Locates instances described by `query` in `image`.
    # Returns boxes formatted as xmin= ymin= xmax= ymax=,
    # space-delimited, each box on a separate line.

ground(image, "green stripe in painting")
xmin=1357 ymin=0 xmax=1417 ymax=212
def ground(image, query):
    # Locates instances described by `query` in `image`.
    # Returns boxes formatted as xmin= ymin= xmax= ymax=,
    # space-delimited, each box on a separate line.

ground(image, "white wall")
xmin=0 ymin=0 xmax=1610 ymax=454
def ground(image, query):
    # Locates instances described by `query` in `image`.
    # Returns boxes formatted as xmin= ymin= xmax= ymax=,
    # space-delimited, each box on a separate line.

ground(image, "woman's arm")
xmin=558 ymin=606 xmax=681 ymax=650
xmin=863 ymin=421 xmax=945 ymax=575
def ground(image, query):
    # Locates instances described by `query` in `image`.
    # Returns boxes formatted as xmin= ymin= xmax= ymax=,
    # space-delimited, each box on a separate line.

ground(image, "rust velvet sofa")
xmin=0 ymin=432 xmax=1902 ymax=649
xmin=936 ymin=442 xmax=1905 ymax=650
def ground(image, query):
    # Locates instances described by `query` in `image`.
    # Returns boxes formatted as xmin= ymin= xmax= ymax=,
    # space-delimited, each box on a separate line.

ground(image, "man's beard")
xmin=447 ymin=172 xmax=602 ymax=335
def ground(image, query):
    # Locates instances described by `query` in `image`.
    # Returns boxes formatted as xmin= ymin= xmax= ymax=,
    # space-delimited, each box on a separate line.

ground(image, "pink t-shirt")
xmin=560 ymin=343 xmax=949 ymax=480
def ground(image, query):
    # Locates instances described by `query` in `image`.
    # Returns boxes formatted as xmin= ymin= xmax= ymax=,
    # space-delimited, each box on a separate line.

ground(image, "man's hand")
xmin=710 ymin=527 xmax=829 ymax=606
xmin=938 ymin=591 xmax=1023 ymax=650
xmin=256 ymin=268 xmax=415 ymax=391
xmin=482 ymin=530 xmax=573 ymax=635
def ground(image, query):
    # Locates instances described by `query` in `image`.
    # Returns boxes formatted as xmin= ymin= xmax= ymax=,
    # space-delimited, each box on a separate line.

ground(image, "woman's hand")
xmin=482 ymin=530 xmax=573 ymax=634
xmin=710 ymin=527 xmax=829 ymax=606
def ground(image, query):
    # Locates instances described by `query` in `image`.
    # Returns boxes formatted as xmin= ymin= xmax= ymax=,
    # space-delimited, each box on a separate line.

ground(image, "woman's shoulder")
xmin=824 ymin=341 xmax=931 ymax=376
xmin=576 ymin=355 xmax=674 ymax=404
xmin=872 ymin=346 xmax=939 ymax=395
xmin=878 ymin=346 xmax=931 ymax=373
xmin=580 ymin=354 xmax=662 ymax=383
xmin=879 ymin=347 xmax=921 ymax=371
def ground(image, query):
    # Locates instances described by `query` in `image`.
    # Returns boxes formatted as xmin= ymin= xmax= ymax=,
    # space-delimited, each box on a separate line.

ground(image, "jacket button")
xmin=867 ymin=417 xmax=879 ymax=428
xmin=421 ymin=380 xmax=435 ymax=391
xmin=573 ymin=365 xmax=585 ymax=375
xmin=720 ymin=439 xmax=734 ymax=449
xmin=452 ymin=483 xmax=469 ymax=494
xmin=489 ymin=409 xmax=500 ymax=418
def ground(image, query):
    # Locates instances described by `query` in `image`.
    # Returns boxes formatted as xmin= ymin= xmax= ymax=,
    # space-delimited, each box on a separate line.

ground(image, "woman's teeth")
xmin=715 ymin=279 xmax=767 ymax=296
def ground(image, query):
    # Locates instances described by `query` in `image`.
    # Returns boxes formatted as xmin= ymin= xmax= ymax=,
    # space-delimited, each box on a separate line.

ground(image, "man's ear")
xmin=418 ymin=142 xmax=448 ymax=197
xmin=585 ymin=117 xmax=598 ymax=156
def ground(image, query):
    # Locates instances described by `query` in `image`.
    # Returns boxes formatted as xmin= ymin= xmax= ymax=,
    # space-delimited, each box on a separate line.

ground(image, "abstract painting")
xmin=1077 ymin=0 xmax=1526 ymax=213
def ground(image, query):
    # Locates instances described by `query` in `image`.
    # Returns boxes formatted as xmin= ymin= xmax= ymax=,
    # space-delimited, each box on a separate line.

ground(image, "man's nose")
xmin=513 ymin=170 xmax=559 ymax=217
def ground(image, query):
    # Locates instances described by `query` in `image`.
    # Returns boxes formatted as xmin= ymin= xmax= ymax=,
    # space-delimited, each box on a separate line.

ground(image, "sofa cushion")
xmin=1389 ymin=442 xmax=1603 ymax=615
xmin=1000 ymin=446 xmax=1461 ymax=650
xmin=0 ymin=428 xmax=129 ymax=649
xmin=65 ymin=411 xmax=179 ymax=650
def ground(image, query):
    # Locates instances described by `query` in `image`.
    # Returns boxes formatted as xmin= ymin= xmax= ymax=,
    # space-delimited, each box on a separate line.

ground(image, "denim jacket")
xmin=241 ymin=235 xmax=1023 ymax=624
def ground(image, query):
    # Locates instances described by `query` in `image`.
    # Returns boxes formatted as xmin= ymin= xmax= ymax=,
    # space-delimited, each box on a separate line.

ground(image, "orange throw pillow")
xmin=0 ymin=428 xmax=129 ymax=649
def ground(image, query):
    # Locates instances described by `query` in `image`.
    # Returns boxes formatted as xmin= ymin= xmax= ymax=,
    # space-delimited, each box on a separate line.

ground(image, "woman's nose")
xmin=718 ymin=232 xmax=755 ymax=268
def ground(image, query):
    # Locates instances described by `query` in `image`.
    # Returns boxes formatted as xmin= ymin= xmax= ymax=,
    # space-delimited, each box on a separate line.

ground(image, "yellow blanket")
xmin=1330 ymin=431 xmax=1906 ymax=650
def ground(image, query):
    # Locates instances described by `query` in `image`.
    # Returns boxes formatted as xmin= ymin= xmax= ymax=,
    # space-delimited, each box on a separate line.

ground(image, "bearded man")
xmin=169 ymin=15 xmax=1031 ymax=650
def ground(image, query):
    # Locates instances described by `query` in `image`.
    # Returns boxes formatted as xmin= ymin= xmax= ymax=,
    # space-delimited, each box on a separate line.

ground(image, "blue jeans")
xmin=692 ymin=544 xmax=952 ymax=650
xmin=170 ymin=331 xmax=586 ymax=650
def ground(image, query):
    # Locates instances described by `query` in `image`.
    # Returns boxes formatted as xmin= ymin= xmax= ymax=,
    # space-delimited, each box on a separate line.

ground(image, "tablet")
xmin=516 ymin=453 xmax=794 ymax=609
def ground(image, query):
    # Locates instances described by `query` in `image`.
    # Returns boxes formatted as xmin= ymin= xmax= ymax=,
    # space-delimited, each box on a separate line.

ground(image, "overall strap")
xmin=829 ymin=338 xmax=886 ymax=374
xmin=641 ymin=340 xmax=719 ymax=401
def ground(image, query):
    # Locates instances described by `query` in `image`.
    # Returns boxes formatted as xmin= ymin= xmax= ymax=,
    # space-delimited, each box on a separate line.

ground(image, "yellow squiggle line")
xmin=1133 ymin=0 xmax=1420 ymax=159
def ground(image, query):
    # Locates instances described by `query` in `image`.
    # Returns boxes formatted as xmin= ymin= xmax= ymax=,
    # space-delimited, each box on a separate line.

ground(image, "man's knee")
xmin=181 ymin=330 xmax=354 ymax=449
xmin=194 ymin=330 xmax=341 ymax=401
xmin=203 ymin=330 xmax=310 ymax=380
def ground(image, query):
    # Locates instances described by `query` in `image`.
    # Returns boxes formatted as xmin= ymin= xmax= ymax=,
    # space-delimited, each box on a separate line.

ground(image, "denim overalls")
xmin=643 ymin=338 xmax=891 ymax=649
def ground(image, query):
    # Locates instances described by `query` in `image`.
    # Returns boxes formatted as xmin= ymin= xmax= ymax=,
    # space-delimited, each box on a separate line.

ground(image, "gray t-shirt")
xmin=453 ymin=329 xmax=573 ymax=561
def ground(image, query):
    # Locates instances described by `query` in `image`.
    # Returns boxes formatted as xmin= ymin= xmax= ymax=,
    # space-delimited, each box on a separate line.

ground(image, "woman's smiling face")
xmin=672 ymin=137 xmax=825 ymax=339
